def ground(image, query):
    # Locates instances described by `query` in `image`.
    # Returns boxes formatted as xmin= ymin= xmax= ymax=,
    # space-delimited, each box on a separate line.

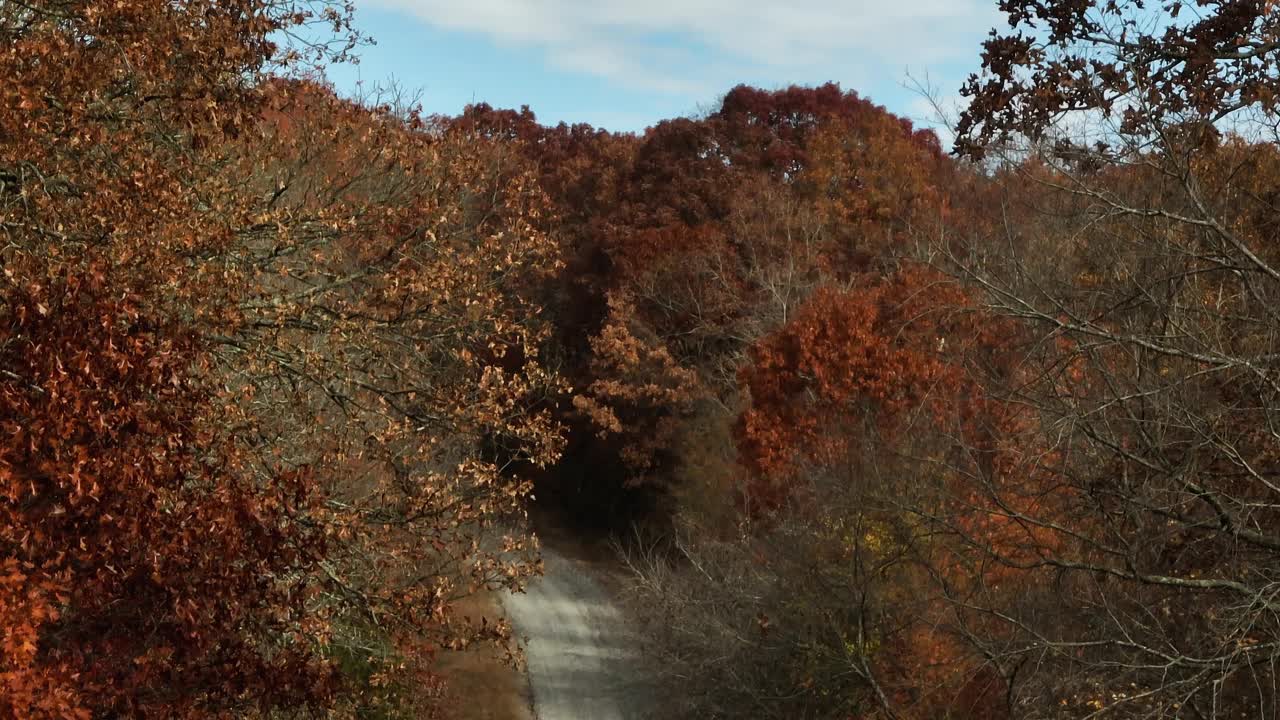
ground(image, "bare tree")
xmin=929 ymin=2 xmax=1280 ymax=716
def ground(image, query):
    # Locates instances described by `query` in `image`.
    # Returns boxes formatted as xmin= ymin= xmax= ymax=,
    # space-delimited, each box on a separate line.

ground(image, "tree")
xmin=212 ymin=79 xmax=567 ymax=715
xmin=737 ymin=269 xmax=981 ymax=504
xmin=625 ymin=264 xmax=1023 ymax=719
xmin=0 ymin=1 xmax=356 ymax=716
xmin=940 ymin=1 xmax=1280 ymax=715
xmin=546 ymin=86 xmax=955 ymax=509
xmin=711 ymin=83 xmax=943 ymax=181
xmin=1 ymin=4 xmax=563 ymax=717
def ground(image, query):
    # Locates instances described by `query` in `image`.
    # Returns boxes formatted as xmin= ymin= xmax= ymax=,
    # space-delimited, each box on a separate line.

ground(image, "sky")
xmin=322 ymin=1 xmax=1004 ymax=135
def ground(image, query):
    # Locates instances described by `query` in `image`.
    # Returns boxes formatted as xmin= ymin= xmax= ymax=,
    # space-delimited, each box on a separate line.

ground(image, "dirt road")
xmin=502 ymin=546 xmax=651 ymax=720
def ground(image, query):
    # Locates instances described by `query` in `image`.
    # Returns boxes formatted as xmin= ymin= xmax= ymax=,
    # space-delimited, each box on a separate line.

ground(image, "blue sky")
xmin=323 ymin=1 xmax=1003 ymax=135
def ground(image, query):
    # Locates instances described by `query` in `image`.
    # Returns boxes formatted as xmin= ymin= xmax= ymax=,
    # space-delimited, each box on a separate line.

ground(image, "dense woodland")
xmin=3 ymin=0 xmax=1280 ymax=717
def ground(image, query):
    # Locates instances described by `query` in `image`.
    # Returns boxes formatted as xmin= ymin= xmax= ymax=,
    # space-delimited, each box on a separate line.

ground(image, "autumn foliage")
xmin=550 ymin=4 xmax=1280 ymax=719
xmin=2 ymin=1 xmax=555 ymax=717
xmin=7 ymin=0 xmax=1280 ymax=718
xmin=737 ymin=271 xmax=977 ymax=486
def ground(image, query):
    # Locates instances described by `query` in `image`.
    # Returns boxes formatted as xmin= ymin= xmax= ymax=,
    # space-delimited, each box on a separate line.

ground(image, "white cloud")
xmin=365 ymin=0 xmax=999 ymax=96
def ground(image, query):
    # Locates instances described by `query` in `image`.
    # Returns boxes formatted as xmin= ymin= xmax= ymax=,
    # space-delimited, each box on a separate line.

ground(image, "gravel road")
xmin=502 ymin=546 xmax=651 ymax=720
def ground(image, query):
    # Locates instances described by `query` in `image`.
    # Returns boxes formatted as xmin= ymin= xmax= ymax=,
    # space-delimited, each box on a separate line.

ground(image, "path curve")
xmin=502 ymin=547 xmax=650 ymax=720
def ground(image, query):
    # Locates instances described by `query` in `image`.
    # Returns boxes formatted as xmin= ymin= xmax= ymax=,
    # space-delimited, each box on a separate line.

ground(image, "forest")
xmin=3 ymin=0 xmax=1280 ymax=718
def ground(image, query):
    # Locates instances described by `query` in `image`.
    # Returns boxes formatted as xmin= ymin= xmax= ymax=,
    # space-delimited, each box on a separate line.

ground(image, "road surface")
xmin=502 ymin=546 xmax=651 ymax=720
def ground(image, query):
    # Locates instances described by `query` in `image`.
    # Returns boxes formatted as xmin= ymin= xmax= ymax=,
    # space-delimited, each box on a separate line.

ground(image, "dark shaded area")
xmin=530 ymin=429 xmax=665 ymax=537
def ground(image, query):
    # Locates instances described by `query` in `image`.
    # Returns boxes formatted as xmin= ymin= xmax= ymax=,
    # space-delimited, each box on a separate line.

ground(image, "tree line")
xmin=2 ymin=0 xmax=1279 ymax=718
